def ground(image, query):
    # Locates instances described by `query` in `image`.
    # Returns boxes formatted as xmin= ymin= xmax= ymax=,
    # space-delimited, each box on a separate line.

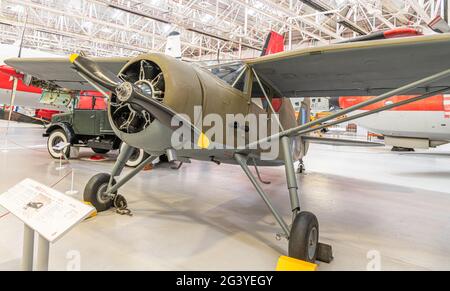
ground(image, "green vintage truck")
xmin=44 ymin=93 xmax=147 ymax=167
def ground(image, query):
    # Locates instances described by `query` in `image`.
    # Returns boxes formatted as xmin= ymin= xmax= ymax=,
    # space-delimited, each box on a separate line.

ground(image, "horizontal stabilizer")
xmin=302 ymin=136 xmax=383 ymax=147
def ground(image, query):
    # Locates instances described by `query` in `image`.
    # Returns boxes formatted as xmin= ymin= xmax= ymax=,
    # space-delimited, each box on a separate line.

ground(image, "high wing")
xmin=245 ymin=33 xmax=450 ymax=97
xmin=4 ymin=57 xmax=130 ymax=91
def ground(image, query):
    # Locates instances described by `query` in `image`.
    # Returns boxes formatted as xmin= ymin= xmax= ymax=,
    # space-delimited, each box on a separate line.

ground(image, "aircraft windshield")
xmin=206 ymin=62 xmax=246 ymax=90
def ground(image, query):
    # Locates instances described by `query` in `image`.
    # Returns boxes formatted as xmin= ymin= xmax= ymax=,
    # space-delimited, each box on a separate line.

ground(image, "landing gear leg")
xmin=281 ymin=136 xmax=300 ymax=217
xmin=235 ymin=154 xmax=290 ymax=238
xmin=235 ymin=151 xmax=331 ymax=263
xmin=109 ymin=143 xmax=135 ymax=186
xmin=83 ymin=143 xmax=157 ymax=213
xmin=280 ymin=136 xmax=333 ymax=263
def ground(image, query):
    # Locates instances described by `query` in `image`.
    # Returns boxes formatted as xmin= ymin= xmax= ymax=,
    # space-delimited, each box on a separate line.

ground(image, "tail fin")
xmin=341 ymin=28 xmax=422 ymax=44
xmin=428 ymin=16 xmax=450 ymax=33
xmin=165 ymin=31 xmax=182 ymax=59
xmin=261 ymin=31 xmax=284 ymax=56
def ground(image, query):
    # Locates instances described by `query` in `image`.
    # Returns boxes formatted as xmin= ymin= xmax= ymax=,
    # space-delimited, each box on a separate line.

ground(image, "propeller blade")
xmin=124 ymin=86 xmax=202 ymax=137
xmin=69 ymin=54 xmax=122 ymax=91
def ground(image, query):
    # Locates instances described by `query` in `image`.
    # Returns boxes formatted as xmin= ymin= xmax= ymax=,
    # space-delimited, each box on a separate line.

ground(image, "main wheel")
xmin=288 ymin=212 xmax=319 ymax=263
xmin=83 ymin=173 xmax=117 ymax=212
xmin=92 ymin=148 xmax=110 ymax=154
xmin=47 ymin=129 xmax=70 ymax=159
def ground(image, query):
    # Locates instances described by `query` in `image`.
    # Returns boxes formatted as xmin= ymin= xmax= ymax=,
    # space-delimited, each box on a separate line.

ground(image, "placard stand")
xmin=36 ymin=235 xmax=50 ymax=271
xmin=0 ymin=179 xmax=95 ymax=271
xmin=56 ymin=155 xmax=65 ymax=171
xmin=53 ymin=142 xmax=70 ymax=171
xmin=65 ymin=170 xmax=78 ymax=196
xmin=22 ymin=225 xmax=34 ymax=271
xmin=22 ymin=226 xmax=51 ymax=271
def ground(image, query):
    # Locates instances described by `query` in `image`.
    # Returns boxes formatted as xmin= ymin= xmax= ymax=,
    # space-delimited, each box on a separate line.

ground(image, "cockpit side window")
xmin=250 ymin=76 xmax=284 ymax=113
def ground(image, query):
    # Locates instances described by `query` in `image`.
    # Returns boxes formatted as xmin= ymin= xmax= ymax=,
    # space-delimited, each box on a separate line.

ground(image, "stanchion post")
xmin=36 ymin=235 xmax=50 ymax=271
xmin=22 ymin=224 xmax=34 ymax=271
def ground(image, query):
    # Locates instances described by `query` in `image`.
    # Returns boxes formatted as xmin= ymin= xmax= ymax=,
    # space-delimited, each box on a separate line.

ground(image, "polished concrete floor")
xmin=0 ymin=121 xmax=449 ymax=270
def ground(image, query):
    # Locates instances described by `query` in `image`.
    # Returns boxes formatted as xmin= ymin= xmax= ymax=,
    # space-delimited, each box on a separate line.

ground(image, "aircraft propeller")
xmin=70 ymin=54 xmax=201 ymax=140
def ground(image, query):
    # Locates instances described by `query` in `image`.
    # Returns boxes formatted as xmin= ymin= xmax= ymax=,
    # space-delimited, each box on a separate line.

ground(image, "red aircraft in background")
xmin=338 ymin=95 xmax=450 ymax=150
xmin=0 ymin=64 xmax=60 ymax=121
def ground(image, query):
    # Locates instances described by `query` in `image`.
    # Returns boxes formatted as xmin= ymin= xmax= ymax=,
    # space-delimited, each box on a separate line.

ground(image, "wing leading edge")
xmin=246 ymin=33 xmax=450 ymax=97
xmin=7 ymin=34 xmax=450 ymax=95
xmin=5 ymin=57 xmax=130 ymax=91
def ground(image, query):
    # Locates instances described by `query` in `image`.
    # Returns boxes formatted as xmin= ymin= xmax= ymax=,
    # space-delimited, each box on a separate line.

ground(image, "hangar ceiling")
xmin=0 ymin=0 xmax=446 ymax=60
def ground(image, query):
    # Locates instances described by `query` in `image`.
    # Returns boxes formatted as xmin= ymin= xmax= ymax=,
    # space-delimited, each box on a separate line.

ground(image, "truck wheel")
xmin=126 ymin=148 xmax=149 ymax=167
xmin=47 ymin=129 xmax=70 ymax=159
xmin=92 ymin=148 xmax=110 ymax=154
xmin=119 ymin=143 xmax=148 ymax=167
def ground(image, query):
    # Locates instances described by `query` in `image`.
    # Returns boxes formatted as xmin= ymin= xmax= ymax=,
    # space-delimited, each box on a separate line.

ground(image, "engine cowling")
xmin=109 ymin=54 xmax=203 ymax=134
xmin=107 ymin=54 xmax=252 ymax=154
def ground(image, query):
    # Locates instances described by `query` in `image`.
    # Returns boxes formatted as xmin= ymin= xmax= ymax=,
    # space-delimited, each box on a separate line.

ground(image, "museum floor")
xmin=0 ymin=121 xmax=449 ymax=270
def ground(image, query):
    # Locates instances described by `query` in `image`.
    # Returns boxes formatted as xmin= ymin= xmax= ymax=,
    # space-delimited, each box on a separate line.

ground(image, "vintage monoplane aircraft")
xmin=7 ymin=32 xmax=450 ymax=264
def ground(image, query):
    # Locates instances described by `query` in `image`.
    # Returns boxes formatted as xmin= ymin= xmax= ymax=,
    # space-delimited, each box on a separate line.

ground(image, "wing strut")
xmin=247 ymin=67 xmax=450 ymax=148
xmin=293 ymin=87 xmax=450 ymax=137
xmin=252 ymin=67 xmax=285 ymax=131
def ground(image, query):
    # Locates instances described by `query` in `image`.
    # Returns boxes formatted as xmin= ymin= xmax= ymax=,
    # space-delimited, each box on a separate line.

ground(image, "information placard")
xmin=0 ymin=178 xmax=95 ymax=242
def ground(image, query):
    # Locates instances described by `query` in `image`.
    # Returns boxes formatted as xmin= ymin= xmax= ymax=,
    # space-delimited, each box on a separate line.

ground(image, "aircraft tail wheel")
xmin=288 ymin=211 xmax=319 ymax=263
xmin=83 ymin=173 xmax=117 ymax=212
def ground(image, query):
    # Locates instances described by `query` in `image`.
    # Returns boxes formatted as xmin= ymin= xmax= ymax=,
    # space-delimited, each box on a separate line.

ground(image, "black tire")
xmin=83 ymin=173 xmax=116 ymax=212
xmin=159 ymin=154 xmax=169 ymax=163
xmin=391 ymin=146 xmax=414 ymax=152
xmin=288 ymin=212 xmax=319 ymax=262
xmin=47 ymin=129 xmax=70 ymax=159
xmin=92 ymin=148 xmax=110 ymax=154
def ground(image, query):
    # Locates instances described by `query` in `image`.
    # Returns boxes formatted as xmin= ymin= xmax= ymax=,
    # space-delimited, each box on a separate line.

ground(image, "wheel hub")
xmin=116 ymin=82 xmax=133 ymax=102
xmin=97 ymin=183 xmax=113 ymax=204
xmin=307 ymin=227 xmax=318 ymax=260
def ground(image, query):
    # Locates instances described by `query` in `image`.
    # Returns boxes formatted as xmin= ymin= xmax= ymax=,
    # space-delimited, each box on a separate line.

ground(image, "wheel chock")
xmin=276 ymin=256 xmax=317 ymax=271
xmin=83 ymin=201 xmax=97 ymax=219
xmin=317 ymin=243 xmax=333 ymax=263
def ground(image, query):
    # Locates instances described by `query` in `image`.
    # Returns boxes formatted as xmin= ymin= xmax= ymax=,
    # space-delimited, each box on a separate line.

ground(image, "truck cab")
xmin=44 ymin=92 xmax=147 ymax=167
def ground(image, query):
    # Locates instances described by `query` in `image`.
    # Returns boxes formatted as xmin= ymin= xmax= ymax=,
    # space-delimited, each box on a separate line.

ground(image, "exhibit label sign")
xmin=0 ymin=178 xmax=95 ymax=242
